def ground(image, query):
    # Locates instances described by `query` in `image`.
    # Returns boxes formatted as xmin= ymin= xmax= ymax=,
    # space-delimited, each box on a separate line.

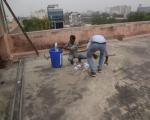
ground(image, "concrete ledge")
xmin=11 ymin=33 xmax=150 ymax=60
xmin=1 ymin=21 xmax=150 ymax=60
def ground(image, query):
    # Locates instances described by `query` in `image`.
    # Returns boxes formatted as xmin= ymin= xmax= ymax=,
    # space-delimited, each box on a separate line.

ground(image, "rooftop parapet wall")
xmin=0 ymin=34 xmax=12 ymax=59
xmin=5 ymin=21 xmax=150 ymax=54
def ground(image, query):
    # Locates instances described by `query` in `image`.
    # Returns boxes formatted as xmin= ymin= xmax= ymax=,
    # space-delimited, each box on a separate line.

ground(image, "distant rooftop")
xmin=137 ymin=5 xmax=150 ymax=13
xmin=47 ymin=4 xmax=59 ymax=9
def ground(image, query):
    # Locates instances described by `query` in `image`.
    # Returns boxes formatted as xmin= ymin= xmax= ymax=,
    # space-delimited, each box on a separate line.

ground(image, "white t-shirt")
xmin=87 ymin=35 xmax=106 ymax=48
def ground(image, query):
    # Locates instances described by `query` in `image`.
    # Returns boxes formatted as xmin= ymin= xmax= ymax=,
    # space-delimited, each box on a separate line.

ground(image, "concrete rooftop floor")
xmin=1 ymin=35 xmax=150 ymax=120
xmin=0 ymin=62 xmax=17 ymax=119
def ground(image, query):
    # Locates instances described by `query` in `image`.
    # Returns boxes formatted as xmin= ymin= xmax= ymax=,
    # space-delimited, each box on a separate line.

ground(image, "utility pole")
xmin=0 ymin=0 xmax=6 ymax=34
xmin=1 ymin=0 xmax=9 ymax=33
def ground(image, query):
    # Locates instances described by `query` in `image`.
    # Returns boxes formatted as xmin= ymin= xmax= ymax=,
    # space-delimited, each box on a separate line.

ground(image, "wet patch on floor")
xmin=121 ymin=42 xmax=150 ymax=60
xmin=34 ymin=65 xmax=57 ymax=80
xmin=101 ymin=61 xmax=150 ymax=120
xmin=113 ymin=61 xmax=150 ymax=82
xmin=0 ymin=63 xmax=17 ymax=120
xmin=24 ymin=83 xmax=66 ymax=120
xmin=37 ymin=84 xmax=57 ymax=107
xmin=101 ymin=84 xmax=150 ymax=120
xmin=24 ymin=70 xmax=89 ymax=120
xmin=59 ymin=88 xmax=84 ymax=105
xmin=32 ymin=108 xmax=66 ymax=120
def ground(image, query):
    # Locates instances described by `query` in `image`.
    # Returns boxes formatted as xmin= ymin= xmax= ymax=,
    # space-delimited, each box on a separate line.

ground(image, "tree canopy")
xmin=23 ymin=17 xmax=50 ymax=32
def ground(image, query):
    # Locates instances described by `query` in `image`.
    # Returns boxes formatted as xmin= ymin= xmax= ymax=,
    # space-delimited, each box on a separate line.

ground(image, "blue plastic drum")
xmin=49 ymin=48 xmax=63 ymax=68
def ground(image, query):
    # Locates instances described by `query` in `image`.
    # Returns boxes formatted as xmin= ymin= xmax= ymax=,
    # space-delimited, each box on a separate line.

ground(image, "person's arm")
xmin=63 ymin=43 xmax=71 ymax=50
xmin=86 ymin=37 xmax=93 ymax=51
xmin=70 ymin=42 xmax=78 ymax=51
xmin=64 ymin=44 xmax=68 ymax=48
xmin=87 ymin=41 xmax=91 ymax=49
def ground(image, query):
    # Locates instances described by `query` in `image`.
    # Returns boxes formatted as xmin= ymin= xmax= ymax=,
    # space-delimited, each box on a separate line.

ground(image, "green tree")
xmin=91 ymin=15 xmax=116 ymax=25
xmin=23 ymin=17 xmax=51 ymax=32
xmin=127 ymin=12 xmax=150 ymax=22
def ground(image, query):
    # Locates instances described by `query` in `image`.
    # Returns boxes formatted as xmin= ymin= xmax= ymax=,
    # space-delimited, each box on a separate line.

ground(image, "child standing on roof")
xmin=64 ymin=35 xmax=86 ymax=64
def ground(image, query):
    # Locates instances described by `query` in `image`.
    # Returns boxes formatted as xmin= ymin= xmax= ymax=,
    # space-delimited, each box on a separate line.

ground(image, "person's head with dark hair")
xmin=69 ymin=35 xmax=76 ymax=45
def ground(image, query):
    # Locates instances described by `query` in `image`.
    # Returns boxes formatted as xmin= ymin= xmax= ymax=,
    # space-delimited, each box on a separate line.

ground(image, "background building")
xmin=109 ymin=5 xmax=131 ymax=18
xmin=31 ymin=9 xmax=47 ymax=19
xmin=69 ymin=12 xmax=81 ymax=26
xmin=63 ymin=12 xmax=70 ymax=25
xmin=137 ymin=4 xmax=150 ymax=13
xmin=47 ymin=4 xmax=64 ymax=29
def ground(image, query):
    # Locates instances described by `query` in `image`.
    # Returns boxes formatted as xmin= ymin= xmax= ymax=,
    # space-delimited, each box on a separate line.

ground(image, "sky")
xmin=4 ymin=0 xmax=150 ymax=17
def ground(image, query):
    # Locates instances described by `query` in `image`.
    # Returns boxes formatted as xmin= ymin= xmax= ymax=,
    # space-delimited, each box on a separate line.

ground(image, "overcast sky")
xmin=5 ymin=0 xmax=150 ymax=17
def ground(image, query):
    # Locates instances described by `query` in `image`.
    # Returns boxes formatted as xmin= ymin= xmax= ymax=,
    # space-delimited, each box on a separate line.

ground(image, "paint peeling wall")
xmin=1 ymin=21 xmax=150 ymax=58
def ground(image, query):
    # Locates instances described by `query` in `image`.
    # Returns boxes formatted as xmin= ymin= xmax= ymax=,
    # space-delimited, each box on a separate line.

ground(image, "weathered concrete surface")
xmin=0 ymin=63 xmax=17 ymax=120
xmin=23 ymin=35 xmax=150 ymax=120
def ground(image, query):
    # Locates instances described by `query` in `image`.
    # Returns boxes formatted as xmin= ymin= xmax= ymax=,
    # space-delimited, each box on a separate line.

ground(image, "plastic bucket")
xmin=49 ymin=48 xmax=63 ymax=68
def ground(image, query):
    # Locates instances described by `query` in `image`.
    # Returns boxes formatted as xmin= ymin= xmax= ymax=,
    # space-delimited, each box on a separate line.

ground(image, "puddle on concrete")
xmin=34 ymin=65 xmax=57 ymax=80
xmin=124 ymin=62 xmax=150 ymax=81
xmin=101 ymin=61 xmax=150 ymax=120
xmin=101 ymin=85 xmax=150 ymax=120
xmin=0 ymin=63 xmax=17 ymax=120
xmin=37 ymin=85 xmax=57 ymax=107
